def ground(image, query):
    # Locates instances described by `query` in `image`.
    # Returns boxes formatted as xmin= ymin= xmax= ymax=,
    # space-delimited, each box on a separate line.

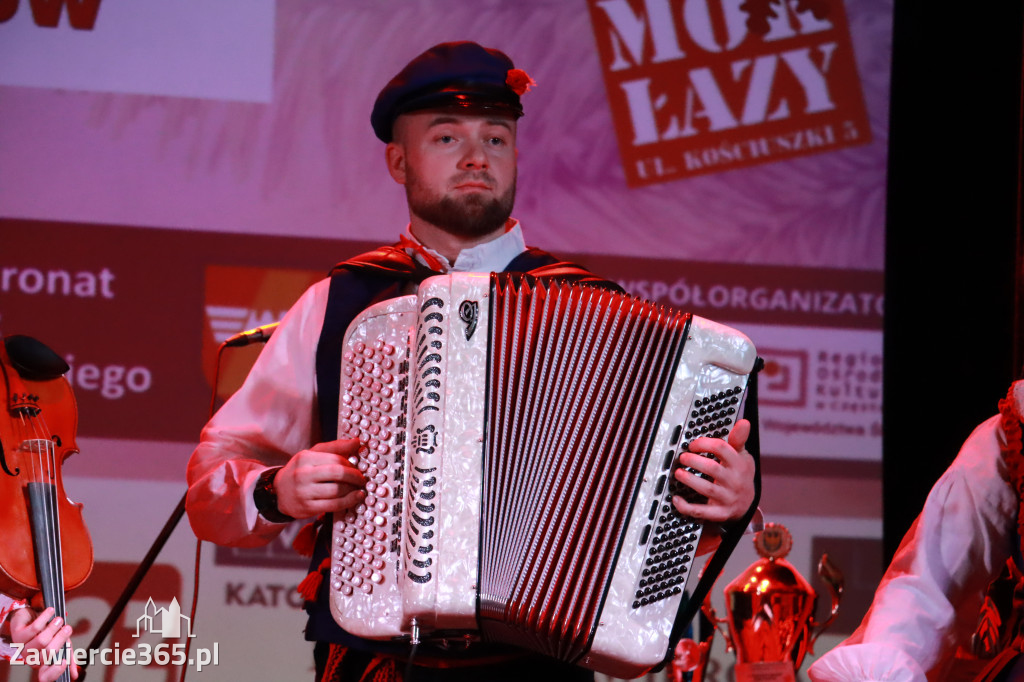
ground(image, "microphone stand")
xmin=78 ymin=328 xmax=273 ymax=680
xmin=79 ymin=493 xmax=187 ymax=680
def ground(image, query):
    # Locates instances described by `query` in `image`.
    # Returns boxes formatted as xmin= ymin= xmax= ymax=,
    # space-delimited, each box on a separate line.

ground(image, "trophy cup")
xmin=702 ymin=523 xmax=844 ymax=682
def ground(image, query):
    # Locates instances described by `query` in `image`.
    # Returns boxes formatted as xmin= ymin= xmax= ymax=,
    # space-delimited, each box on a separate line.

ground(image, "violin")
xmin=0 ymin=335 xmax=93 ymax=679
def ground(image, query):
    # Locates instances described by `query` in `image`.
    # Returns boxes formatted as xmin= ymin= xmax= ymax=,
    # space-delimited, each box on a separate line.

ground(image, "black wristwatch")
xmin=253 ymin=466 xmax=295 ymax=523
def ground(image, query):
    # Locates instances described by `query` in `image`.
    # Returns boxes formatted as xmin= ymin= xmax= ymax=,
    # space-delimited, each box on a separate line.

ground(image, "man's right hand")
xmin=274 ymin=439 xmax=367 ymax=518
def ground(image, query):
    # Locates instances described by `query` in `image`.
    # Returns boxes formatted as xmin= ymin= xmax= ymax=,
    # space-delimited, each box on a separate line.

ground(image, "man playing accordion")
xmin=186 ymin=41 xmax=757 ymax=682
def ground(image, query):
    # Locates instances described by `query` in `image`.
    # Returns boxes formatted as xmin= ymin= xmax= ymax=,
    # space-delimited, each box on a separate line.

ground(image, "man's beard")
xmin=406 ymin=169 xmax=516 ymax=239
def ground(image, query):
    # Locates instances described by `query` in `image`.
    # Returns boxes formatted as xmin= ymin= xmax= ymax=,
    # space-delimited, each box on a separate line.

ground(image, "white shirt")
xmin=0 ymin=592 xmax=28 ymax=661
xmin=185 ymin=222 xmax=528 ymax=544
xmin=808 ymin=415 xmax=1018 ymax=681
xmin=407 ymin=221 xmax=527 ymax=274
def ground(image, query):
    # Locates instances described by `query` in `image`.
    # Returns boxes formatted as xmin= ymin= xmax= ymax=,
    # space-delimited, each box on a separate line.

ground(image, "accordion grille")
xmin=478 ymin=274 xmax=689 ymax=661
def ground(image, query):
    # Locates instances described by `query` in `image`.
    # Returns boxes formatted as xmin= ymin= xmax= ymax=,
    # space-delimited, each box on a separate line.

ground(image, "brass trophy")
xmin=702 ymin=523 xmax=844 ymax=682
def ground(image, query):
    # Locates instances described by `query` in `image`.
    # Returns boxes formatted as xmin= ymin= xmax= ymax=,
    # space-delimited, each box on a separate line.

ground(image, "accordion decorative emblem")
xmin=329 ymin=273 xmax=757 ymax=678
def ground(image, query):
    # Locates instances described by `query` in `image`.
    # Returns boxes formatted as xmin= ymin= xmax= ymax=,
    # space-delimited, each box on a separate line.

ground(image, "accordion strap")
xmin=504 ymin=249 xmax=625 ymax=293
xmin=328 ymin=244 xmax=438 ymax=281
xmin=660 ymin=357 xmax=765 ymax=670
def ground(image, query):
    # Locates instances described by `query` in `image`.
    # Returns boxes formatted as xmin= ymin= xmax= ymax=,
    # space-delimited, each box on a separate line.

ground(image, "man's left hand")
xmin=671 ymin=418 xmax=754 ymax=523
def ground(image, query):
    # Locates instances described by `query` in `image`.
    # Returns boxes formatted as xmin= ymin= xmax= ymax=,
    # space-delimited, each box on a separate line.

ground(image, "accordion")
xmin=328 ymin=273 xmax=757 ymax=678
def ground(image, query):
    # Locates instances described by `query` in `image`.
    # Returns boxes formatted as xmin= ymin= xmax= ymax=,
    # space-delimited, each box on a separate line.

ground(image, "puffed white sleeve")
xmin=185 ymin=279 xmax=330 ymax=547
xmin=808 ymin=416 xmax=1017 ymax=682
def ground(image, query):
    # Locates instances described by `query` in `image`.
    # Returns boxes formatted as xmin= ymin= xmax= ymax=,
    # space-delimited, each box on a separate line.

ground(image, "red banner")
xmin=1 ymin=218 xmax=880 ymax=444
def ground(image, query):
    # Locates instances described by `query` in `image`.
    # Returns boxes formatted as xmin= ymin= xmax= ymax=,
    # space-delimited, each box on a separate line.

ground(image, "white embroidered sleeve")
xmin=809 ymin=416 xmax=1017 ymax=681
xmin=808 ymin=642 xmax=927 ymax=682
xmin=185 ymin=279 xmax=330 ymax=547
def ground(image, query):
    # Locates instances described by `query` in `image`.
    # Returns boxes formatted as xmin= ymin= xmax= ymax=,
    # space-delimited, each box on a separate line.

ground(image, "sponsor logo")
xmin=760 ymin=345 xmax=881 ymax=414
xmin=587 ymin=0 xmax=872 ymax=184
xmin=205 ymin=305 xmax=284 ymax=345
xmin=759 ymin=348 xmax=807 ymax=407
xmin=201 ymin=265 xmax=322 ymax=399
xmin=756 ymin=336 xmax=882 ymax=456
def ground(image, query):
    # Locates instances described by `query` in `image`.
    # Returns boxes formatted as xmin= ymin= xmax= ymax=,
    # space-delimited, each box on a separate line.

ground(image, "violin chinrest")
xmin=3 ymin=335 xmax=70 ymax=382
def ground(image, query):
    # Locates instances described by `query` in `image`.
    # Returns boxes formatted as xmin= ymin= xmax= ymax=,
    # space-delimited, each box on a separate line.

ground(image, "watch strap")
xmin=253 ymin=466 xmax=295 ymax=524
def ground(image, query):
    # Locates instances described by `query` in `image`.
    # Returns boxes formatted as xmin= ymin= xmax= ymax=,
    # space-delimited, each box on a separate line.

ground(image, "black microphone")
xmin=223 ymin=322 xmax=279 ymax=347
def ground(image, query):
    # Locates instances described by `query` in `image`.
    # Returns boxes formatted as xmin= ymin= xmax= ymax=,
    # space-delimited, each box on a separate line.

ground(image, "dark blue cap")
xmin=371 ymin=41 xmax=529 ymax=143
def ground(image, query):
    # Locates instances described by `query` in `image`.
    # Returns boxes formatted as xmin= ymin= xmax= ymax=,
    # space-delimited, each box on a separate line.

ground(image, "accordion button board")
xmin=329 ymin=295 xmax=417 ymax=638
xmin=329 ymin=273 xmax=758 ymax=678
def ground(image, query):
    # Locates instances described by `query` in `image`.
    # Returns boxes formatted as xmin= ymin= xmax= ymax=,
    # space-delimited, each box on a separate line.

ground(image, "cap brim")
xmin=395 ymin=88 xmax=523 ymax=119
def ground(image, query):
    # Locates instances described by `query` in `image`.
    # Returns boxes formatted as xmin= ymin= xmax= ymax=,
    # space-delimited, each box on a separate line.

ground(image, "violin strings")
xmin=48 ymin=438 xmax=67 ymax=621
xmin=27 ymin=412 xmax=72 ymax=682
xmin=42 ymin=420 xmax=67 ymax=622
xmin=20 ymin=411 xmax=68 ymax=623
xmin=8 ymin=376 xmax=74 ymax=681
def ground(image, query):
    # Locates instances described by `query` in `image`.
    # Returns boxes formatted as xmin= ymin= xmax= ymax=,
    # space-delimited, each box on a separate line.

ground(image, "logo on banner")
xmin=587 ymin=0 xmax=872 ymax=185
xmin=759 ymin=346 xmax=880 ymax=414
xmin=202 ymin=265 xmax=323 ymax=400
xmin=205 ymin=305 xmax=283 ymax=345
xmin=757 ymin=341 xmax=882 ymax=455
xmin=759 ymin=348 xmax=807 ymax=407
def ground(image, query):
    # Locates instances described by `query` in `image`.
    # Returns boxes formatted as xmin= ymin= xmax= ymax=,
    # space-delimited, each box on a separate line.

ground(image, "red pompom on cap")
xmin=506 ymin=69 xmax=536 ymax=96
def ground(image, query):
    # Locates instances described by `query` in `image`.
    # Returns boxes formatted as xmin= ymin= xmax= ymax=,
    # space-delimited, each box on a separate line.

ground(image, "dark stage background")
xmin=884 ymin=0 xmax=1024 ymax=561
